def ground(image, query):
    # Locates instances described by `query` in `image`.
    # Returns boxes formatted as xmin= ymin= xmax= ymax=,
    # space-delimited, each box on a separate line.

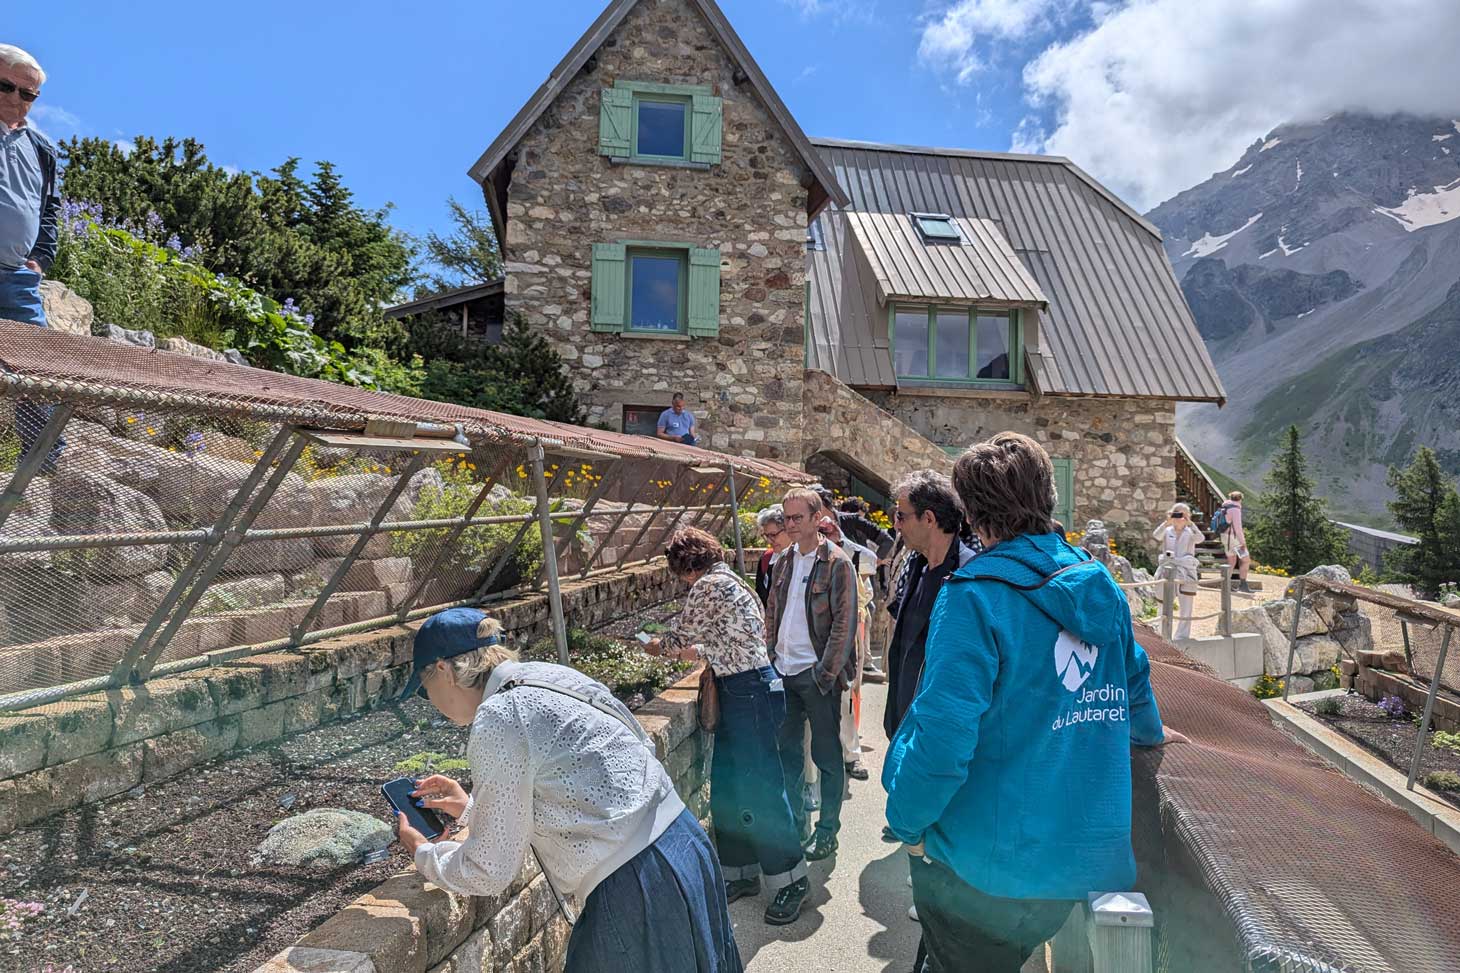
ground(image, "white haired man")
xmin=0 ymin=44 xmax=58 ymax=325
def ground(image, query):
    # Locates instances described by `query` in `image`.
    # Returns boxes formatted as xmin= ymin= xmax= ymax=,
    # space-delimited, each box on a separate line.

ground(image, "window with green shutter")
xmin=590 ymin=241 xmax=720 ymax=337
xmin=1052 ymin=457 xmax=1075 ymax=534
xmin=599 ymin=82 xmax=722 ymax=166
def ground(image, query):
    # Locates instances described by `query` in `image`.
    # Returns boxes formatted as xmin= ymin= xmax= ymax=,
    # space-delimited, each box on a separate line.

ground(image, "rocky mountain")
xmin=1147 ymin=112 xmax=1460 ymax=523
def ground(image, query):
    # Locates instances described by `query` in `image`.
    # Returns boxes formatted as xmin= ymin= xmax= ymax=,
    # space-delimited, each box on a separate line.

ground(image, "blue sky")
xmin=23 ymin=0 xmax=1460 ymax=249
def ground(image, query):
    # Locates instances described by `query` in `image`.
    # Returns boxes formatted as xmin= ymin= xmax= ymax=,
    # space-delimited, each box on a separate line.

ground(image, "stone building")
xmin=468 ymin=0 xmax=1225 ymax=545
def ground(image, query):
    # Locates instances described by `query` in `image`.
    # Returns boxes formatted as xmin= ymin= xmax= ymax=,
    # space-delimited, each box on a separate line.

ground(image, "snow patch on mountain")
xmin=1261 ymin=138 xmax=1283 ymax=152
xmin=1232 ymin=164 xmax=1253 ymax=177
xmin=1183 ymin=213 xmax=1263 ymax=258
xmin=1295 ymin=161 xmax=1303 ymax=190
xmin=1277 ymin=234 xmax=1304 ymax=256
xmin=1434 ymin=134 xmax=1454 ymax=142
xmin=1374 ymin=177 xmax=1460 ymax=231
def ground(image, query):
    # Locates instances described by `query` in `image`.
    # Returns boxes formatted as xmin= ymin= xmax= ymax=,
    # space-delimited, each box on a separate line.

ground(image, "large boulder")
xmin=1284 ymin=565 xmax=1352 ymax=599
xmin=194 ymin=574 xmax=288 ymax=615
xmin=1331 ymin=611 xmax=1375 ymax=659
xmin=256 ymin=808 xmax=392 ymax=869
xmin=157 ymin=335 xmax=228 ymax=362
xmin=1263 ymin=598 xmax=1327 ymax=638
xmin=0 ymin=474 xmax=53 ymax=571
xmin=50 ymin=471 xmax=168 ymax=579
xmin=57 ymin=421 xmax=178 ymax=494
xmin=99 ymin=323 xmax=155 ymax=348
xmin=305 ymin=473 xmax=396 ymax=557
xmin=1232 ymin=603 xmax=1293 ymax=675
xmin=220 ymin=538 xmax=315 ymax=576
xmin=1292 ymin=635 xmax=1343 ymax=673
xmin=91 ymin=571 xmax=172 ymax=626
xmin=154 ymin=454 xmax=316 ymax=530
xmin=38 ymin=280 xmax=93 ymax=336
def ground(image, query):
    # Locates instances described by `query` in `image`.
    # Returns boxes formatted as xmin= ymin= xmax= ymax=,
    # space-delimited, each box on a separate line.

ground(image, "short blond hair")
xmin=781 ymin=487 xmax=823 ymax=515
xmin=1229 ymin=491 xmax=1244 ymax=502
xmin=424 ymin=617 xmax=518 ymax=691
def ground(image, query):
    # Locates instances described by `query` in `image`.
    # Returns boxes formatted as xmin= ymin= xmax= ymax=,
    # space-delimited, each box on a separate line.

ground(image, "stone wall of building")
xmin=863 ymin=390 xmax=1178 ymax=549
xmin=502 ymin=0 xmax=810 ymax=463
xmin=801 ymin=369 xmax=954 ymax=494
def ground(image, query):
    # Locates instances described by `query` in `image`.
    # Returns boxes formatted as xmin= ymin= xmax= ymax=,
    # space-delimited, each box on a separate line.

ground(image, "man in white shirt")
xmin=766 ymin=488 xmax=860 ymax=862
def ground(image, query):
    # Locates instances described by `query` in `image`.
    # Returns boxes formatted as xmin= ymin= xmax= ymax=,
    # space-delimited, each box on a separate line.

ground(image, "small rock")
xmin=278 ymin=792 xmax=297 ymax=810
xmin=101 ymin=323 xmax=156 ymax=348
xmin=67 ymin=889 xmax=89 ymax=915
xmin=256 ymin=808 xmax=393 ymax=869
xmin=223 ymin=349 xmax=250 ymax=367
xmin=127 ymin=786 xmax=146 ymax=799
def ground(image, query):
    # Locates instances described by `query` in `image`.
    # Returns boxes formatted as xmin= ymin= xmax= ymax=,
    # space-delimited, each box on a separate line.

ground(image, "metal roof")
xmin=383 ymin=279 xmax=503 ymax=320
xmin=843 ymin=210 xmax=1048 ymax=307
xmin=808 ymin=139 xmax=1227 ymax=403
xmin=467 ymin=0 xmax=848 ymax=244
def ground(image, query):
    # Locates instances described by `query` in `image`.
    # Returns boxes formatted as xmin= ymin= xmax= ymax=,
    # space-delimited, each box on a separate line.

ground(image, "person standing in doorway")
xmin=766 ymin=487 xmax=859 ymax=863
xmin=1219 ymin=492 xmax=1252 ymax=594
xmin=657 ymin=393 xmax=699 ymax=446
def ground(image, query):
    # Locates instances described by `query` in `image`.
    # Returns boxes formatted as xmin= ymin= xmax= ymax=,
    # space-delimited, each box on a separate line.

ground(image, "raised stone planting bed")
xmin=1295 ymin=691 xmax=1460 ymax=810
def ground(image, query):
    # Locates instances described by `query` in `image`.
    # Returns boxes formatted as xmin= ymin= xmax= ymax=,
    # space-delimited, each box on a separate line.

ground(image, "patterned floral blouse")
xmin=658 ymin=562 xmax=772 ymax=677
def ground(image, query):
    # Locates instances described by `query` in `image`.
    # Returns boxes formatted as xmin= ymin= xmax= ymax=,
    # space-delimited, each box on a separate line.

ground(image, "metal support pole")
xmin=1408 ymin=624 xmax=1454 ymax=790
xmin=617 ymin=467 xmax=688 ymax=567
xmin=291 ymin=452 xmax=427 ymax=643
xmin=1160 ymin=577 xmax=1175 ymax=643
xmin=533 ymin=458 xmax=622 ymax=587
xmin=1281 ymin=577 xmax=1307 ymax=702
xmin=108 ymin=425 xmax=299 ymax=686
xmin=577 ymin=461 xmax=664 ymax=578
xmin=1219 ymin=564 xmax=1232 ymax=637
xmin=726 ymin=464 xmax=746 ymax=575
xmin=470 ymin=457 xmax=564 ymax=601
xmin=1401 ymin=619 xmax=1415 ymax=673
xmin=530 ymin=443 xmax=570 ymax=666
xmin=701 ymin=473 xmax=756 ymax=554
xmin=397 ymin=468 xmax=500 ymax=619
xmin=133 ymin=434 xmax=313 ymax=682
xmin=0 ymin=401 xmax=73 ymax=532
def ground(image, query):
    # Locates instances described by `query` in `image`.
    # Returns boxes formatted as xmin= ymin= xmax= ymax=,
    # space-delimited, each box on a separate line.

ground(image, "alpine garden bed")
xmin=0 ymin=601 xmax=689 ymax=973
xmin=1298 ymin=693 xmax=1460 ymax=810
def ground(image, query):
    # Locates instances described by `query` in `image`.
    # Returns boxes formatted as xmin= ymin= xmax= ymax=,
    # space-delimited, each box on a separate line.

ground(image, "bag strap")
xmin=499 ymin=676 xmax=653 ymax=751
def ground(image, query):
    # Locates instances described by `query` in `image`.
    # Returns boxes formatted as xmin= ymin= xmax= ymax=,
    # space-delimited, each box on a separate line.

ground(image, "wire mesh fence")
xmin=0 ymin=327 xmax=810 ymax=712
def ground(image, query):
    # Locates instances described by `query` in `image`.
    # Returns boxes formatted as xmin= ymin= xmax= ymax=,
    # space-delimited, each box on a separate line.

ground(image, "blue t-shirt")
xmin=658 ymin=408 xmax=695 ymax=438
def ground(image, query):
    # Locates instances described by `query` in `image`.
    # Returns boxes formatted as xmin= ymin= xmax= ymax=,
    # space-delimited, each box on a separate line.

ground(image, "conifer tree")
xmin=1248 ymin=425 xmax=1351 ymax=575
xmin=1385 ymin=447 xmax=1460 ymax=597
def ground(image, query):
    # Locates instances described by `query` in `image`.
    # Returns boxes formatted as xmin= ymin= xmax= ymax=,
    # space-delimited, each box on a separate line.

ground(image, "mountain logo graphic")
xmin=1054 ymin=630 xmax=1098 ymax=692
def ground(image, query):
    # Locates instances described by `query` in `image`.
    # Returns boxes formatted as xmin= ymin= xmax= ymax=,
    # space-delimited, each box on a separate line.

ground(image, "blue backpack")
xmin=1210 ymin=502 xmax=1234 ymax=535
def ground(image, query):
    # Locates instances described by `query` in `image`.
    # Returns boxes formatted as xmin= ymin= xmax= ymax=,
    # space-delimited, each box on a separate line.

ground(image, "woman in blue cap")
xmin=394 ymin=607 xmax=742 ymax=972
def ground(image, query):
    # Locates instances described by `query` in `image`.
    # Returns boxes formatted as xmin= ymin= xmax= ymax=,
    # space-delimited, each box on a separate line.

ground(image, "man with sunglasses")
xmin=0 ymin=45 xmax=58 ymax=327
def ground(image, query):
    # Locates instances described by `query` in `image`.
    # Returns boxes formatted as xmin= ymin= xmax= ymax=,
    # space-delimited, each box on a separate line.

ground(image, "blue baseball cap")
xmin=400 ymin=607 xmax=504 ymax=701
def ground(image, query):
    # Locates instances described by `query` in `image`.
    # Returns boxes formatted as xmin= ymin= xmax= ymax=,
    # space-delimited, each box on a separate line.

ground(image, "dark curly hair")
xmin=952 ymin=432 xmax=1057 ymax=542
xmin=665 ymin=526 xmax=725 ymax=577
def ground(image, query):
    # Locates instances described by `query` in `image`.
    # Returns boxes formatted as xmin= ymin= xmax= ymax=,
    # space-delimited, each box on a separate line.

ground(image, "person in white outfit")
xmin=1153 ymin=502 xmax=1202 ymax=641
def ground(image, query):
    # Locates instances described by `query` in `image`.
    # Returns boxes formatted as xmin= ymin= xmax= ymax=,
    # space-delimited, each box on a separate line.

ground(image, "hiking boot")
xmin=765 ymin=877 xmax=810 ymax=925
xmin=1238 ymin=581 xmax=1254 ymax=594
xmin=846 ymin=759 xmax=870 ymax=781
xmin=804 ymin=831 xmax=839 ymax=861
xmin=725 ymin=877 xmax=761 ymax=904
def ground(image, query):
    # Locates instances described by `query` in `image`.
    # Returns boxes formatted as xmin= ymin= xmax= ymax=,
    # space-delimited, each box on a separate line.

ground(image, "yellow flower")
xmin=255 ymin=450 xmax=264 ymax=458
xmin=125 ymin=416 xmax=137 ymax=424
xmin=467 ymin=463 xmax=476 ymax=470
xmin=145 ymin=427 xmax=156 ymax=436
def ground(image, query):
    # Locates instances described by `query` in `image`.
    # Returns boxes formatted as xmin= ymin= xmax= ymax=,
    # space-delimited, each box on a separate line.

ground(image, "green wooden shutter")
xmin=686 ymin=247 xmax=721 ymax=337
xmin=689 ymin=94 xmax=723 ymax=165
xmin=598 ymin=88 xmax=632 ymax=158
xmin=590 ymin=243 xmax=627 ymax=332
xmin=1052 ymin=457 xmax=1075 ymax=534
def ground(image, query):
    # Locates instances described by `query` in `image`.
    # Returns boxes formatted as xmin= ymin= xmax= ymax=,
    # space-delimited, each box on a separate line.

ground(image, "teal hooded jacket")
xmin=882 ymin=531 xmax=1164 ymax=900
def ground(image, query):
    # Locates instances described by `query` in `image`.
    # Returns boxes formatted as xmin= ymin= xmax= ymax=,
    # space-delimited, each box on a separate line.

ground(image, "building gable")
xmin=469 ymin=0 xmax=847 ymax=243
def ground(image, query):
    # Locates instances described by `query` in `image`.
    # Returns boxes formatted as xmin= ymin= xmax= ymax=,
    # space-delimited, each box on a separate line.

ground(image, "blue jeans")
xmin=566 ymin=808 xmax=743 ymax=973
xmin=712 ymin=666 xmax=807 ymax=890
xmin=0 ymin=267 xmax=65 ymax=470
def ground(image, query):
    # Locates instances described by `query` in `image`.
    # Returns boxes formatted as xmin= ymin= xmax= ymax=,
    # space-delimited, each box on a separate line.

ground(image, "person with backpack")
xmin=883 ymin=433 xmax=1178 ymax=972
xmin=397 ymin=607 xmax=743 ymax=973
xmin=1214 ymin=492 xmax=1252 ymax=594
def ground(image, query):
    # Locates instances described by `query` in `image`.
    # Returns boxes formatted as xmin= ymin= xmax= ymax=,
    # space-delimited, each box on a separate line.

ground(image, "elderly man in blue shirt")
xmin=0 ymin=44 xmax=65 ymax=471
xmin=0 ymin=44 xmax=59 ymax=326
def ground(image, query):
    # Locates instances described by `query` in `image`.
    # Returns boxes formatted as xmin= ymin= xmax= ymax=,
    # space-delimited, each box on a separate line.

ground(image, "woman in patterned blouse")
xmin=648 ymin=527 xmax=812 ymax=926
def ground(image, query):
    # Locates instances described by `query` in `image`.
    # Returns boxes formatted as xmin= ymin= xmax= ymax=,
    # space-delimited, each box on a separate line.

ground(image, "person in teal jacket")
xmin=883 ymin=432 xmax=1178 ymax=973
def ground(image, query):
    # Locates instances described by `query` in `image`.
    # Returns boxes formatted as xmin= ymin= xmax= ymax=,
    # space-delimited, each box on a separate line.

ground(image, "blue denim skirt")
xmin=565 ymin=808 xmax=743 ymax=973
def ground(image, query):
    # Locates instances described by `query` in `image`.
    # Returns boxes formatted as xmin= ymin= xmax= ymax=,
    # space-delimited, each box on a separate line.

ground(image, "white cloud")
xmin=918 ymin=0 xmax=1073 ymax=83
xmin=112 ymin=139 xmax=133 ymax=156
xmin=29 ymin=103 xmax=82 ymax=139
xmin=920 ymin=0 xmax=1460 ymax=210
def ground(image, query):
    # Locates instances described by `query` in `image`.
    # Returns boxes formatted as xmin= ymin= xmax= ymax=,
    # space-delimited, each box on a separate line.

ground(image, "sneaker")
xmin=908 ymin=904 xmax=920 ymax=922
xmin=804 ymin=831 xmax=839 ymax=861
xmin=725 ymin=877 xmax=761 ymax=904
xmin=845 ymin=759 xmax=870 ymax=782
xmin=764 ymin=877 xmax=810 ymax=925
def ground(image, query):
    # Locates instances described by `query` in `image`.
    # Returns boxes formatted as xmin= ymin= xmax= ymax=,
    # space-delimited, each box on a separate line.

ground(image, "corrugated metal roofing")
xmin=806 ymin=210 xmax=894 ymax=387
xmin=843 ymin=211 xmax=1048 ymax=307
xmin=808 ymin=139 xmax=1226 ymax=403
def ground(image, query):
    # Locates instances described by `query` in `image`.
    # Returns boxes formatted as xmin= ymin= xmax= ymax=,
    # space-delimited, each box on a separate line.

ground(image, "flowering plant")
xmin=1376 ymin=694 xmax=1408 ymax=719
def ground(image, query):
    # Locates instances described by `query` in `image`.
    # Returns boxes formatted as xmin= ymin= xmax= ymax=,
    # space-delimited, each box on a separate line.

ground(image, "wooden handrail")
xmin=1174 ymin=436 xmax=1223 ymax=526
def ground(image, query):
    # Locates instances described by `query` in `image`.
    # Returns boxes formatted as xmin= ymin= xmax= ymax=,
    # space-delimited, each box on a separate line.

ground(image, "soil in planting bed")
xmin=1 ymin=602 xmax=690 ymax=973
xmin=1300 ymin=693 xmax=1460 ymax=810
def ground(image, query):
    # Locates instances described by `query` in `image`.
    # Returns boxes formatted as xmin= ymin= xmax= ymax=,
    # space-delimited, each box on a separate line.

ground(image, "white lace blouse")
xmin=413 ymin=661 xmax=685 ymax=903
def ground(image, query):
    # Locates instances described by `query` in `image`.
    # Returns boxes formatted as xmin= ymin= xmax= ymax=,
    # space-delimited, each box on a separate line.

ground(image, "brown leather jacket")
xmin=765 ymin=537 xmax=860 ymax=693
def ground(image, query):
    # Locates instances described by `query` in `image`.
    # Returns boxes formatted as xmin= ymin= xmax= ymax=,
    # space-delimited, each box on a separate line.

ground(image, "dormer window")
xmin=913 ymin=212 xmax=961 ymax=243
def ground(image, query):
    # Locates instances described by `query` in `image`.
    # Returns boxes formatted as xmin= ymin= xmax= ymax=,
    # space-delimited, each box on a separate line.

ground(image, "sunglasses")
xmin=0 ymin=79 xmax=39 ymax=103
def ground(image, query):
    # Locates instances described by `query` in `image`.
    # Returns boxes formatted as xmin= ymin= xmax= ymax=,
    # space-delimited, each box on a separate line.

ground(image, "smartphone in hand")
xmin=381 ymin=776 xmax=445 ymax=840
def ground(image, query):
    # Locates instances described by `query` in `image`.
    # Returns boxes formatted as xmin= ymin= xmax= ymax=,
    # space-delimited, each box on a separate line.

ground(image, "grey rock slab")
xmin=50 ymin=470 xmax=168 ymax=579
xmin=100 ymin=323 xmax=156 ymax=348
xmin=38 ymin=280 xmax=93 ymax=335
xmin=256 ymin=808 xmax=393 ymax=869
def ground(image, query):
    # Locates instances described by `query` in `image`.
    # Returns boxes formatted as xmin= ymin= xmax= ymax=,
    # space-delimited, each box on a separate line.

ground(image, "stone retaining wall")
xmin=0 ymin=563 xmax=680 ymax=835
xmin=257 ymin=666 xmax=711 ymax=973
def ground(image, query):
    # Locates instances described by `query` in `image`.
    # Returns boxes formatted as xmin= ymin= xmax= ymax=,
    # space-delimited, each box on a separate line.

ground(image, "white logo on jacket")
xmin=1054 ymin=629 xmax=1098 ymax=692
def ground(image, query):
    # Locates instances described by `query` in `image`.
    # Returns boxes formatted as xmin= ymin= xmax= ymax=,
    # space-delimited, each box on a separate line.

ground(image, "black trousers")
xmin=911 ymin=855 xmax=1075 ymax=973
xmin=774 ymin=667 xmax=844 ymax=840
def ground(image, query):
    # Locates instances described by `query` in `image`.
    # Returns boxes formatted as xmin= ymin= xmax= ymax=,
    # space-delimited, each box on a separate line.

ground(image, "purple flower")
xmin=145 ymin=210 xmax=164 ymax=232
xmin=164 ymin=233 xmax=183 ymax=253
xmin=1377 ymin=694 xmax=1408 ymax=719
